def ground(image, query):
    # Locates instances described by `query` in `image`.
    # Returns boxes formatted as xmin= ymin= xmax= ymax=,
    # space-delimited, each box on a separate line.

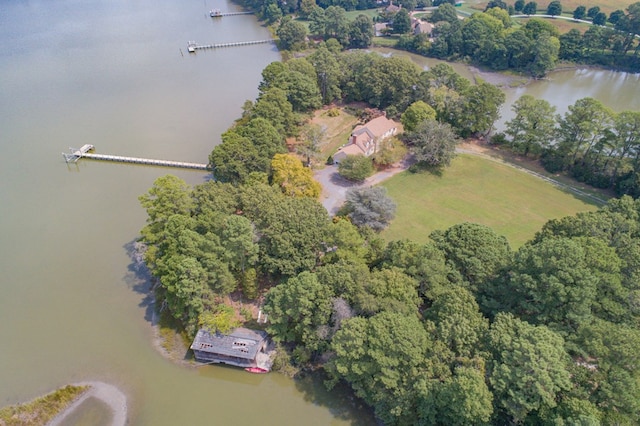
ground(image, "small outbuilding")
xmin=190 ymin=327 xmax=271 ymax=370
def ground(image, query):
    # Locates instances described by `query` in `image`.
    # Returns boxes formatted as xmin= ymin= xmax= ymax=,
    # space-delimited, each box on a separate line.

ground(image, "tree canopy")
xmin=139 ymin=37 xmax=640 ymax=424
xmin=341 ymin=187 xmax=397 ymax=232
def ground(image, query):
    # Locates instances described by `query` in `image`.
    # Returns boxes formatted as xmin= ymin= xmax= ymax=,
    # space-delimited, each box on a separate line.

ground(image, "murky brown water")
xmin=0 ymin=1 xmax=372 ymax=424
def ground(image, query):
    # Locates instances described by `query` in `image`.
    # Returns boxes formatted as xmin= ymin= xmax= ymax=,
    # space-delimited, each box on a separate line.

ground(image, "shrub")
xmin=242 ymin=268 xmax=258 ymax=300
xmin=199 ymin=305 xmax=240 ymax=334
xmin=342 ymin=187 xmax=397 ymax=231
xmin=338 ymin=155 xmax=374 ymax=182
xmin=327 ymin=107 xmax=340 ymax=117
xmin=490 ymin=133 xmax=508 ymax=145
xmin=373 ymin=137 xmax=408 ymax=167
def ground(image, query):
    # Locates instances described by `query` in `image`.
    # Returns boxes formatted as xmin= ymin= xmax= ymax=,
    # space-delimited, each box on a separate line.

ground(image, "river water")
xmin=373 ymin=48 xmax=640 ymax=130
xmin=0 ymin=0 xmax=371 ymax=424
xmin=498 ymin=67 xmax=640 ymax=130
xmin=1 ymin=3 xmax=639 ymax=424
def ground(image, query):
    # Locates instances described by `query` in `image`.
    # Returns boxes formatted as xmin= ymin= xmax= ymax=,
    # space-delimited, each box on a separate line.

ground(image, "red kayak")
xmin=245 ymin=367 xmax=268 ymax=373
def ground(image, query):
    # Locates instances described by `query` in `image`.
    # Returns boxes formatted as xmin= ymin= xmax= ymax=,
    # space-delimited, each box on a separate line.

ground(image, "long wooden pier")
xmin=62 ymin=146 xmax=209 ymax=170
xmin=210 ymin=9 xmax=254 ymax=17
xmin=187 ymin=39 xmax=274 ymax=52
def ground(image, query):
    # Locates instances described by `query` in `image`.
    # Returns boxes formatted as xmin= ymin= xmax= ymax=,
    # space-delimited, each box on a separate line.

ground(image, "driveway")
xmin=313 ymin=156 xmax=414 ymax=215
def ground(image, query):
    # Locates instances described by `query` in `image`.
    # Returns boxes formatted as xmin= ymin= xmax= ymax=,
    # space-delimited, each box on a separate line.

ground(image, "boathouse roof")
xmin=190 ymin=328 xmax=268 ymax=360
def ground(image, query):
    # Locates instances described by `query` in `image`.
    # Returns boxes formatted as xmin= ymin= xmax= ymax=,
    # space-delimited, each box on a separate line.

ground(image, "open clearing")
xmin=516 ymin=16 xmax=593 ymax=33
xmin=473 ymin=0 xmax=633 ymax=14
xmin=310 ymin=106 xmax=361 ymax=157
xmin=381 ymin=154 xmax=600 ymax=248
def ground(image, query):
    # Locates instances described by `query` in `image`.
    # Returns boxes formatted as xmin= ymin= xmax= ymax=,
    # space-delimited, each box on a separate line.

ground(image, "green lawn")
xmin=345 ymin=8 xmax=381 ymax=20
xmin=311 ymin=107 xmax=360 ymax=156
xmin=381 ymin=154 xmax=601 ymax=248
xmin=296 ymin=8 xmax=380 ymax=27
xmin=372 ymin=36 xmax=399 ymax=47
xmin=515 ymin=16 xmax=594 ymax=33
xmin=474 ymin=0 xmax=632 ymax=14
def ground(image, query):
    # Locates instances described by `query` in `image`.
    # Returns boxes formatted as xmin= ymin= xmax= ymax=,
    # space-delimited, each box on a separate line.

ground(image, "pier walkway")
xmin=62 ymin=146 xmax=209 ymax=170
xmin=187 ymin=39 xmax=274 ymax=52
xmin=210 ymin=10 xmax=254 ymax=17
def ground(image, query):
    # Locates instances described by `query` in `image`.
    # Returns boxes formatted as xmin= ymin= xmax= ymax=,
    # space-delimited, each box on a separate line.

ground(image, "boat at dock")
xmin=245 ymin=367 xmax=268 ymax=374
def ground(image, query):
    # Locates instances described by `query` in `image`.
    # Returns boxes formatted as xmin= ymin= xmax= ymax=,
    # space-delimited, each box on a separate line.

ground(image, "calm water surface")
xmin=2 ymin=3 xmax=639 ymax=424
xmin=498 ymin=67 xmax=640 ymax=130
xmin=0 ymin=0 xmax=372 ymax=424
xmin=373 ymin=48 xmax=640 ymax=128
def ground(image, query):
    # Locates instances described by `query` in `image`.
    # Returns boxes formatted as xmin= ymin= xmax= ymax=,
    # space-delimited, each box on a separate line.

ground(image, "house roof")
xmin=413 ymin=22 xmax=434 ymax=34
xmin=352 ymin=125 xmax=376 ymax=141
xmin=190 ymin=328 xmax=267 ymax=360
xmin=337 ymin=143 xmax=367 ymax=158
xmin=359 ymin=115 xmax=398 ymax=139
xmin=386 ymin=3 xmax=401 ymax=12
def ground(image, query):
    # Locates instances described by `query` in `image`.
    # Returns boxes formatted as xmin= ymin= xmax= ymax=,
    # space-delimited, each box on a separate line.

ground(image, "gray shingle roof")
xmin=190 ymin=328 xmax=267 ymax=360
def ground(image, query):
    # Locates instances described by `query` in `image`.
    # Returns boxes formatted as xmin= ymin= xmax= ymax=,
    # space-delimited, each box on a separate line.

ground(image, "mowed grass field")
xmin=381 ymin=154 xmax=601 ymax=248
xmin=473 ymin=0 xmax=633 ymax=14
xmin=515 ymin=16 xmax=593 ymax=33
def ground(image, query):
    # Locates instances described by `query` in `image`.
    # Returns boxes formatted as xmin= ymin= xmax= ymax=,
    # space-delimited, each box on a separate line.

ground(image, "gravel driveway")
xmin=313 ymin=156 xmax=414 ymax=215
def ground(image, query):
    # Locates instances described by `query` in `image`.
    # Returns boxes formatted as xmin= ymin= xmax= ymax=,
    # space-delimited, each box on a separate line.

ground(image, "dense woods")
xmin=139 ymin=29 xmax=640 ymax=424
xmin=498 ymin=95 xmax=640 ymax=197
xmin=140 ymin=170 xmax=640 ymax=424
xmin=244 ymin=0 xmax=640 ymax=75
xmin=398 ymin=3 xmax=640 ymax=74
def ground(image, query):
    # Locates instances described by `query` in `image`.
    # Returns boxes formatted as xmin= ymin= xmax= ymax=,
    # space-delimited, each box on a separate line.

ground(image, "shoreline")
xmin=47 ymin=381 xmax=127 ymax=426
xmin=369 ymin=45 xmax=638 ymax=89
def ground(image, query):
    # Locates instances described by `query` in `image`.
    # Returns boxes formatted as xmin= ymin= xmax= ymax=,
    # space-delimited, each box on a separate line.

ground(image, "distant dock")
xmin=62 ymin=146 xmax=209 ymax=170
xmin=209 ymin=9 xmax=254 ymax=17
xmin=187 ymin=39 xmax=274 ymax=52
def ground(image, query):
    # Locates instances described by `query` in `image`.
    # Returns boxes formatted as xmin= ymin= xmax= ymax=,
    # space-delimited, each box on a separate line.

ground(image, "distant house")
xmin=385 ymin=1 xmax=401 ymax=13
xmin=190 ymin=327 xmax=271 ymax=371
xmin=333 ymin=115 xmax=400 ymax=163
xmin=412 ymin=20 xmax=434 ymax=36
xmin=374 ymin=22 xmax=389 ymax=36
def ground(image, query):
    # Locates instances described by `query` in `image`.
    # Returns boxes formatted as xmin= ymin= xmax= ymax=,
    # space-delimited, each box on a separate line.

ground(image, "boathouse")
xmin=190 ymin=328 xmax=270 ymax=369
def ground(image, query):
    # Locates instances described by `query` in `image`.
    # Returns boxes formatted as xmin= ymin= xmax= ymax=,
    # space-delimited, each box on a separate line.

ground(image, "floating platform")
xmin=62 ymin=146 xmax=209 ymax=170
xmin=187 ymin=39 xmax=274 ymax=52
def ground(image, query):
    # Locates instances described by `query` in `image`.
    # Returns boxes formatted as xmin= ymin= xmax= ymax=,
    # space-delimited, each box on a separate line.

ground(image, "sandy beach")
xmin=47 ymin=381 xmax=127 ymax=426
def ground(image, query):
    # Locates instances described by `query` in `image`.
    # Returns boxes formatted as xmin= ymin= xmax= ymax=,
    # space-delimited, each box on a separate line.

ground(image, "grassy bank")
xmin=381 ymin=154 xmax=600 ymax=248
xmin=0 ymin=385 xmax=88 ymax=426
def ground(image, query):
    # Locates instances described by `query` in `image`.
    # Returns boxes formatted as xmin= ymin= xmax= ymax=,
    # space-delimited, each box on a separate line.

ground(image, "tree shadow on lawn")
xmin=408 ymin=162 xmax=445 ymax=177
xmin=329 ymin=171 xmax=363 ymax=187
